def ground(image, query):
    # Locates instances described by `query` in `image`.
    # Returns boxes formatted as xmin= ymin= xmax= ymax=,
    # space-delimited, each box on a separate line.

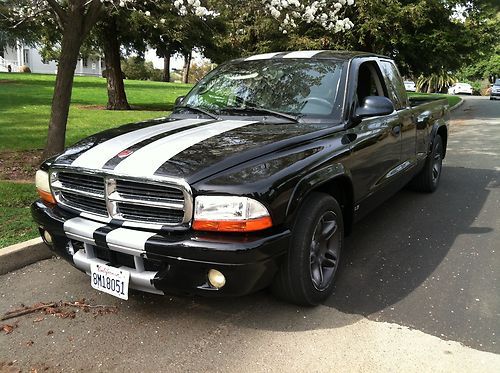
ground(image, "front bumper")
xmin=32 ymin=200 xmax=289 ymax=297
xmin=490 ymin=92 xmax=500 ymax=98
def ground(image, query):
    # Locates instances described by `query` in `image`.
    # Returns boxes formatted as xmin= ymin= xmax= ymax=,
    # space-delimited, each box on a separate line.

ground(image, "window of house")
xmin=23 ymin=49 xmax=29 ymax=65
xmin=82 ymin=58 xmax=88 ymax=68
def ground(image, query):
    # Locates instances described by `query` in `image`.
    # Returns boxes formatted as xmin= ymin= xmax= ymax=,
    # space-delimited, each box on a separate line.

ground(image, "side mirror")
xmin=354 ymin=96 xmax=395 ymax=120
xmin=174 ymin=96 xmax=185 ymax=107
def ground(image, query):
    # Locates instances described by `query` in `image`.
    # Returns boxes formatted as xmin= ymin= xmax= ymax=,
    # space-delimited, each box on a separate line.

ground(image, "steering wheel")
xmin=306 ymin=97 xmax=334 ymax=110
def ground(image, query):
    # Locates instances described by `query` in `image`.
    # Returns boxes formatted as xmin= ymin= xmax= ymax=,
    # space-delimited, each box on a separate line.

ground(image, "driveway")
xmin=1 ymin=96 xmax=499 ymax=372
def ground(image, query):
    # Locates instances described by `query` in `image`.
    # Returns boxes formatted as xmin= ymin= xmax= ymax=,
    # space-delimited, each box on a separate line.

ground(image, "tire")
xmin=272 ymin=192 xmax=344 ymax=306
xmin=411 ymin=134 xmax=444 ymax=193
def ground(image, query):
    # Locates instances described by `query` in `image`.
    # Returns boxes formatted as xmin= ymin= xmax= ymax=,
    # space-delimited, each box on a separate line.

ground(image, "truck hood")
xmin=52 ymin=117 xmax=340 ymax=183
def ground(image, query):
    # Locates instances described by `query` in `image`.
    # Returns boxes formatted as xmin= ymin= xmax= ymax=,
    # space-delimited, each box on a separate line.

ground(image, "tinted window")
xmin=379 ymin=61 xmax=408 ymax=110
xmin=183 ymin=59 xmax=345 ymax=118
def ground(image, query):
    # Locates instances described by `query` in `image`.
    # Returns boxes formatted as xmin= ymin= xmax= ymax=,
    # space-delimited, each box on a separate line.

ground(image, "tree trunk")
xmin=163 ymin=50 xmax=170 ymax=82
xmin=103 ymin=19 xmax=130 ymax=110
xmin=182 ymin=51 xmax=192 ymax=84
xmin=42 ymin=27 xmax=83 ymax=159
xmin=42 ymin=0 xmax=103 ymax=159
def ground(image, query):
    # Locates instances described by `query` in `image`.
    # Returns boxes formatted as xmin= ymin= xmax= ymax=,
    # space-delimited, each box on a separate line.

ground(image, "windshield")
xmin=182 ymin=59 xmax=345 ymax=119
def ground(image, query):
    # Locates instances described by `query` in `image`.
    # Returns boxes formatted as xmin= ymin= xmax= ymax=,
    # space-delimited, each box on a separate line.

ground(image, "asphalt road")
xmin=1 ymin=96 xmax=499 ymax=372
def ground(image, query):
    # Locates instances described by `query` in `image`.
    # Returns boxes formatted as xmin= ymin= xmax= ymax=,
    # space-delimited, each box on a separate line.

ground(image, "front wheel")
xmin=272 ymin=192 xmax=344 ymax=306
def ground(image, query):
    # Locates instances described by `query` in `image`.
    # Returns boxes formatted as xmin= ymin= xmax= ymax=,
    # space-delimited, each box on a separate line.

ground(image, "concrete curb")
xmin=450 ymin=98 xmax=464 ymax=112
xmin=0 ymin=237 xmax=54 ymax=275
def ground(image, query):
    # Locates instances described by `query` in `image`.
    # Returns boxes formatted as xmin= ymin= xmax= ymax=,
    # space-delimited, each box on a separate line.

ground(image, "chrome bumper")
xmin=72 ymin=243 xmax=163 ymax=295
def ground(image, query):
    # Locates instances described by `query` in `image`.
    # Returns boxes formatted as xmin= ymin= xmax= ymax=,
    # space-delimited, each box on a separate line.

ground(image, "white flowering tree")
xmin=6 ymin=0 xmax=355 ymax=158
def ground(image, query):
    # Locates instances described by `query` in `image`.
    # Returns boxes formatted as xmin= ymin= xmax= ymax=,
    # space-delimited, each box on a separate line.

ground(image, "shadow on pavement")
xmin=137 ymin=165 xmax=498 ymax=352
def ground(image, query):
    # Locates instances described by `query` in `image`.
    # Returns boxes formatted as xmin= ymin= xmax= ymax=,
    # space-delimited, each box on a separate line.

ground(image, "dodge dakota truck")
xmin=32 ymin=50 xmax=449 ymax=306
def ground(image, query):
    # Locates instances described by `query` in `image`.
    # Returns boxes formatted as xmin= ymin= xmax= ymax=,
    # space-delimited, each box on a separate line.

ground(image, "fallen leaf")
xmin=26 ymin=340 xmax=34 ymax=346
xmin=33 ymin=317 xmax=45 ymax=323
xmin=1 ymin=324 xmax=16 ymax=334
xmin=47 ymin=330 xmax=54 ymax=336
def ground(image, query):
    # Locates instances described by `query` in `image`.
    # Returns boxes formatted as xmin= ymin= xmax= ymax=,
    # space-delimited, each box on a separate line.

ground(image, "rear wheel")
xmin=272 ymin=192 xmax=343 ymax=306
xmin=411 ymin=134 xmax=444 ymax=193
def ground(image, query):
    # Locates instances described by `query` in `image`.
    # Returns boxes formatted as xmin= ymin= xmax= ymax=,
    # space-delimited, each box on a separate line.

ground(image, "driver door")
xmin=343 ymin=60 xmax=402 ymax=217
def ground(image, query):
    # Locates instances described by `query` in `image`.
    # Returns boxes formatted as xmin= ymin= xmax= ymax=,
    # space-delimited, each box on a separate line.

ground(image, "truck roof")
xmin=232 ymin=50 xmax=389 ymax=62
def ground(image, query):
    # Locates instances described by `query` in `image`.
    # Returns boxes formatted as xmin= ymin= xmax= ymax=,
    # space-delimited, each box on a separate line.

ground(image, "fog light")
xmin=208 ymin=269 xmax=226 ymax=289
xmin=43 ymin=230 xmax=52 ymax=244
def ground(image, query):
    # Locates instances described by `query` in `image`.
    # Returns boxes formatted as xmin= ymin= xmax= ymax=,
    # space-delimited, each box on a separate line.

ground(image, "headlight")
xmin=193 ymin=196 xmax=272 ymax=232
xmin=35 ymin=170 xmax=56 ymax=204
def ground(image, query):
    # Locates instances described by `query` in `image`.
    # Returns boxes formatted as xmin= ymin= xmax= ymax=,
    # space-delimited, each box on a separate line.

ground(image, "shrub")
xmin=150 ymin=68 xmax=164 ymax=82
xmin=417 ymin=71 xmax=457 ymax=93
xmin=121 ymin=57 xmax=155 ymax=80
xmin=19 ymin=65 xmax=31 ymax=73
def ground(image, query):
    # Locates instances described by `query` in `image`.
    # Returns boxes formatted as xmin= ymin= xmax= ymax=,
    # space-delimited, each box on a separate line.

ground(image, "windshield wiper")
xmin=223 ymin=105 xmax=299 ymax=123
xmin=175 ymin=105 xmax=219 ymax=120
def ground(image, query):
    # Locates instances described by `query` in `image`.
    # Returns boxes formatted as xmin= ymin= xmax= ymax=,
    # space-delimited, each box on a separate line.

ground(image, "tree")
xmin=334 ymin=0 xmax=498 ymax=77
xmin=100 ymin=17 xmax=131 ymax=110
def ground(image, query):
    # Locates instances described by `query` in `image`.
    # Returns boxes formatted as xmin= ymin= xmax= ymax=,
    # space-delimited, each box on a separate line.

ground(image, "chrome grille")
xmin=118 ymin=203 xmax=184 ymax=224
xmin=60 ymin=190 xmax=107 ymax=215
xmin=51 ymin=170 xmax=192 ymax=229
xmin=115 ymin=179 xmax=184 ymax=202
xmin=58 ymin=172 xmax=105 ymax=195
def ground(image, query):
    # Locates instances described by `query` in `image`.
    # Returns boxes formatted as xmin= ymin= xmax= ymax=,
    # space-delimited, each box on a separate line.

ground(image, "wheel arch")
xmin=431 ymin=120 xmax=448 ymax=158
xmin=286 ymin=165 xmax=354 ymax=236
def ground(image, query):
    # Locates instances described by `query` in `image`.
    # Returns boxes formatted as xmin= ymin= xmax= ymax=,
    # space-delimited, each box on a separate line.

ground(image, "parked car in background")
xmin=404 ymin=80 xmax=416 ymax=92
xmin=490 ymin=79 xmax=500 ymax=100
xmin=448 ymin=83 xmax=473 ymax=95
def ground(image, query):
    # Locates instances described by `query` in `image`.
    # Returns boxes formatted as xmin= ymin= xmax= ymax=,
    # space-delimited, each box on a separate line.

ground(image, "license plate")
xmin=90 ymin=263 xmax=130 ymax=300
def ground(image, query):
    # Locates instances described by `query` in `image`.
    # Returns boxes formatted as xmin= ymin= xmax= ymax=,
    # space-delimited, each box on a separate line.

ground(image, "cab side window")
xmin=379 ymin=60 xmax=408 ymax=110
xmin=356 ymin=62 xmax=387 ymax=107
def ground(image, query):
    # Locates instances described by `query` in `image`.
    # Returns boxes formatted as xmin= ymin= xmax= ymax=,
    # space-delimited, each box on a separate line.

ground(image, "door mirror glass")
xmin=355 ymin=96 xmax=395 ymax=120
xmin=174 ymin=96 xmax=185 ymax=107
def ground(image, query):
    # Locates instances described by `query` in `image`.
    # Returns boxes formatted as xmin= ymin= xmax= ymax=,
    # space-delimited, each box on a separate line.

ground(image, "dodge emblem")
xmin=117 ymin=149 xmax=133 ymax=158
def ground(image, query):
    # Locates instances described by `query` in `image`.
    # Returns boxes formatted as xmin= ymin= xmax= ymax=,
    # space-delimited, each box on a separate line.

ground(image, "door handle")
xmin=392 ymin=125 xmax=401 ymax=136
xmin=416 ymin=114 xmax=431 ymax=129
xmin=341 ymin=133 xmax=357 ymax=144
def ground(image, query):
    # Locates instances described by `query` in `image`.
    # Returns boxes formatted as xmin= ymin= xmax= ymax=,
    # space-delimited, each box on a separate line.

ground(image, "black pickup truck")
xmin=32 ymin=50 xmax=449 ymax=305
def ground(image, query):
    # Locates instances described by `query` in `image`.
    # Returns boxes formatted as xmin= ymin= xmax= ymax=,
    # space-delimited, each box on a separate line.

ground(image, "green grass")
xmin=0 ymin=72 xmax=192 ymax=247
xmin=0 ymin=181 xmax=38 ymax=247
xmin=0 ymin=72 xmax=193 ymax=151
xmin=408 ymin=92 xmax=462 ymax=107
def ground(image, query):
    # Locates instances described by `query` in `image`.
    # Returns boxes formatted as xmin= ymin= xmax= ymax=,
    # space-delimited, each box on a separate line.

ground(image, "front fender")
xmin=286 ymin=163 xmax=353 ymax=221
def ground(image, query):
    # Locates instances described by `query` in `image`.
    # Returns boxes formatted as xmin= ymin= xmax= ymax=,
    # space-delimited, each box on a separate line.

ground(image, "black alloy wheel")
xmin=272 ymin=192 xmax=344 ymax=306
xmin=432 ymin=140 xmax=443 ymax=186
xmin=309 ymin=211 xmax=341 ymax=291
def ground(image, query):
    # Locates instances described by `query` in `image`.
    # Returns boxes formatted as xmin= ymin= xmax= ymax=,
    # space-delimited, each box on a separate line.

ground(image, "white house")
xmin=0 ymin=41 xmax=103 ymax=76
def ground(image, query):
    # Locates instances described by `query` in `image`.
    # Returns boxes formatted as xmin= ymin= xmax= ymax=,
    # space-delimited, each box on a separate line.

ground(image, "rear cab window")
xmin=379 ymin=60 xmax=409 ymax=110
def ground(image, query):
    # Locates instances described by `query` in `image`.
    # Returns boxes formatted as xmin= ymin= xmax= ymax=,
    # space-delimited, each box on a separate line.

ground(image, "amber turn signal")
xmin=37 ymin=188 xmax=56 ymax=204
xmin=193 ymin=216 xmax=273 ymax=232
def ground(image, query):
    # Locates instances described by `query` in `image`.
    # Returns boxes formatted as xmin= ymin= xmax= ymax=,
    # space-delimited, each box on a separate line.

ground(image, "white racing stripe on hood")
xmin=71 ymin=118 xmax=211 ymax=169
xmin=114 ymin=120 xmax=257 ymax=177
